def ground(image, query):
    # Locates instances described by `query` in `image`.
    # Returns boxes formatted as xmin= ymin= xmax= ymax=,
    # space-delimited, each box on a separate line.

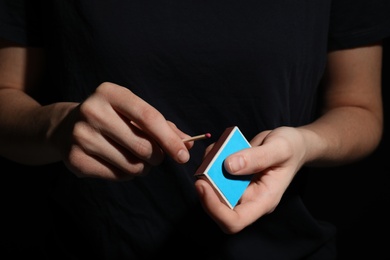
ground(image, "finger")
xmin=195 ymin=179 xmax=241 ymax=233
xmin=196 ymin=177 xmax=280 ymax=234
xmin=126 ymin=122 xmax=165 ymax=165
xmin=101 ymin=84 xmax=190 ymax=163
xmin=71 ymin=121 xmax=152 ymax=176
xmin=250 ymin=130 xmax=272 ymax=146
xmin=224 ymin=141 xmax=289 ymax=175
xmin=166 ymin=121 xmax=195 ymax=150
xmin=78 ymin=93 xmax=165 ymax=165
xmin=66 ymin=145 xmax=151 ymax=181
xmin=204 ymin=143 xmax=215 ymax=155
xmin=233 ymin=179 xmax=280 ymax=224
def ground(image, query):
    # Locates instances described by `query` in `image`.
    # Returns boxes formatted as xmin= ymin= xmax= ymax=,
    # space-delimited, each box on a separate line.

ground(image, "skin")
xmin=0 ymin=38 xmax=384 ymax=233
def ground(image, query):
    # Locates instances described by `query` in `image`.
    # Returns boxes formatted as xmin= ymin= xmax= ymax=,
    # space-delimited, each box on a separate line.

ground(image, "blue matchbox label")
xmin=198 ymin=126 xmax=253 ymax=208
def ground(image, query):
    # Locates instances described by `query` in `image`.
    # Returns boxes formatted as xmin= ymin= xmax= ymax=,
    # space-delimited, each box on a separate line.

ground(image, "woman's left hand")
xmin=195 ymin=126 xmax=308 ymax=234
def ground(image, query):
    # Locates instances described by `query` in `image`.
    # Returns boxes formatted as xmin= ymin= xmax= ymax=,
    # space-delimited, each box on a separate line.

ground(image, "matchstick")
xmin=182 ymin=133 xmax=211 ymax=143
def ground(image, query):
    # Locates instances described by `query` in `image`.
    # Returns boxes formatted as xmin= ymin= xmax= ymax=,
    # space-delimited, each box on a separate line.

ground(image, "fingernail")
xmin=228 ymin=156 xmax=245 ymax=173
xmin=177 ymin=149 xmax=190 ymax=163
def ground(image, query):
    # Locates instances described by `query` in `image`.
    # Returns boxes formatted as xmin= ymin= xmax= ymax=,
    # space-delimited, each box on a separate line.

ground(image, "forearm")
xmin=300 ymin=43 xmax=384 ymax=167
xmin=0 ymin=88 xmax=77 ymax=165
xmin=300 ymin=101 xmax=383 ymax=167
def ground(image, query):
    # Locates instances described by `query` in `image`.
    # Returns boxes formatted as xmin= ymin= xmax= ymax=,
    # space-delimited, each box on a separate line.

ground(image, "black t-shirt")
xmin=1 ymin=1 xmax=390 ymax=259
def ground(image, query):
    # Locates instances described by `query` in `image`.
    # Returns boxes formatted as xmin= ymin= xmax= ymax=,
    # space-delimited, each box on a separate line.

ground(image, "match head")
xmin=205 ymin=133 xmax=211 ymax=138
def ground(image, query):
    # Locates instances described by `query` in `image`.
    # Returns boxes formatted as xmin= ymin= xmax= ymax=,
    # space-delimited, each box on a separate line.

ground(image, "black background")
xmin=1 ymin=38 xmax=390 ymax=259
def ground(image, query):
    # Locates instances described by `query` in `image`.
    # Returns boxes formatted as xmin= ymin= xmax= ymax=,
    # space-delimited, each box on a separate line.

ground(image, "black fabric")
xmin=328 ymin=0 xmax=390 ymax=50
xmin=1 ymin=0 xmax=390 ymax=259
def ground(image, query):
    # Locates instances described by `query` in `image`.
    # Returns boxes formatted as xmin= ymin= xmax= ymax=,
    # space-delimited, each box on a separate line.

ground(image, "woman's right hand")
xmin=0 ymin=41 xmax=192 ymax=181
xmin=51 ymin=82 xmax=193 ymax=181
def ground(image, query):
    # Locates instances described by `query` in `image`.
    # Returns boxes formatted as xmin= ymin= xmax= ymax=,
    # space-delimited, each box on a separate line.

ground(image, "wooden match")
xmin=182 ymin=133 xmax=211 ymax=143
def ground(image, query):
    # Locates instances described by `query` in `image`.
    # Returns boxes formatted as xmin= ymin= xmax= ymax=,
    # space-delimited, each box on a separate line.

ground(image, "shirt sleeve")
xmin=328 ymin=0 xmax=390 ymax=51
xmin=0 ymin=0 xmax=43 ymax=46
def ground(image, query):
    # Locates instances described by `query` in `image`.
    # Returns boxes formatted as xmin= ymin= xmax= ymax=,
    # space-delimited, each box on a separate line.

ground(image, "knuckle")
xmin=133 ymin=139 xmax=152 ymax=158
xmin=139 ymin=106 xmax=161 ymax=122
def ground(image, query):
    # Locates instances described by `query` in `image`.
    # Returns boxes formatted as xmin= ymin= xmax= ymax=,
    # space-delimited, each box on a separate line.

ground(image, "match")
xmin=182 ymin=133 xmax=211 ymax=143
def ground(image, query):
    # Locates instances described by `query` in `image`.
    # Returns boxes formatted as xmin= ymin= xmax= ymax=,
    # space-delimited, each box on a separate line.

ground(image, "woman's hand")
xmin=50 ymin=82 xmax=193 ymax=181
xmin=195 ymin=126 xmax=312 ymax=234
xmin=195 ymin=43 xmax=384 ymax=234
xmin=0 ymin=41 xmax=193 ymax=181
